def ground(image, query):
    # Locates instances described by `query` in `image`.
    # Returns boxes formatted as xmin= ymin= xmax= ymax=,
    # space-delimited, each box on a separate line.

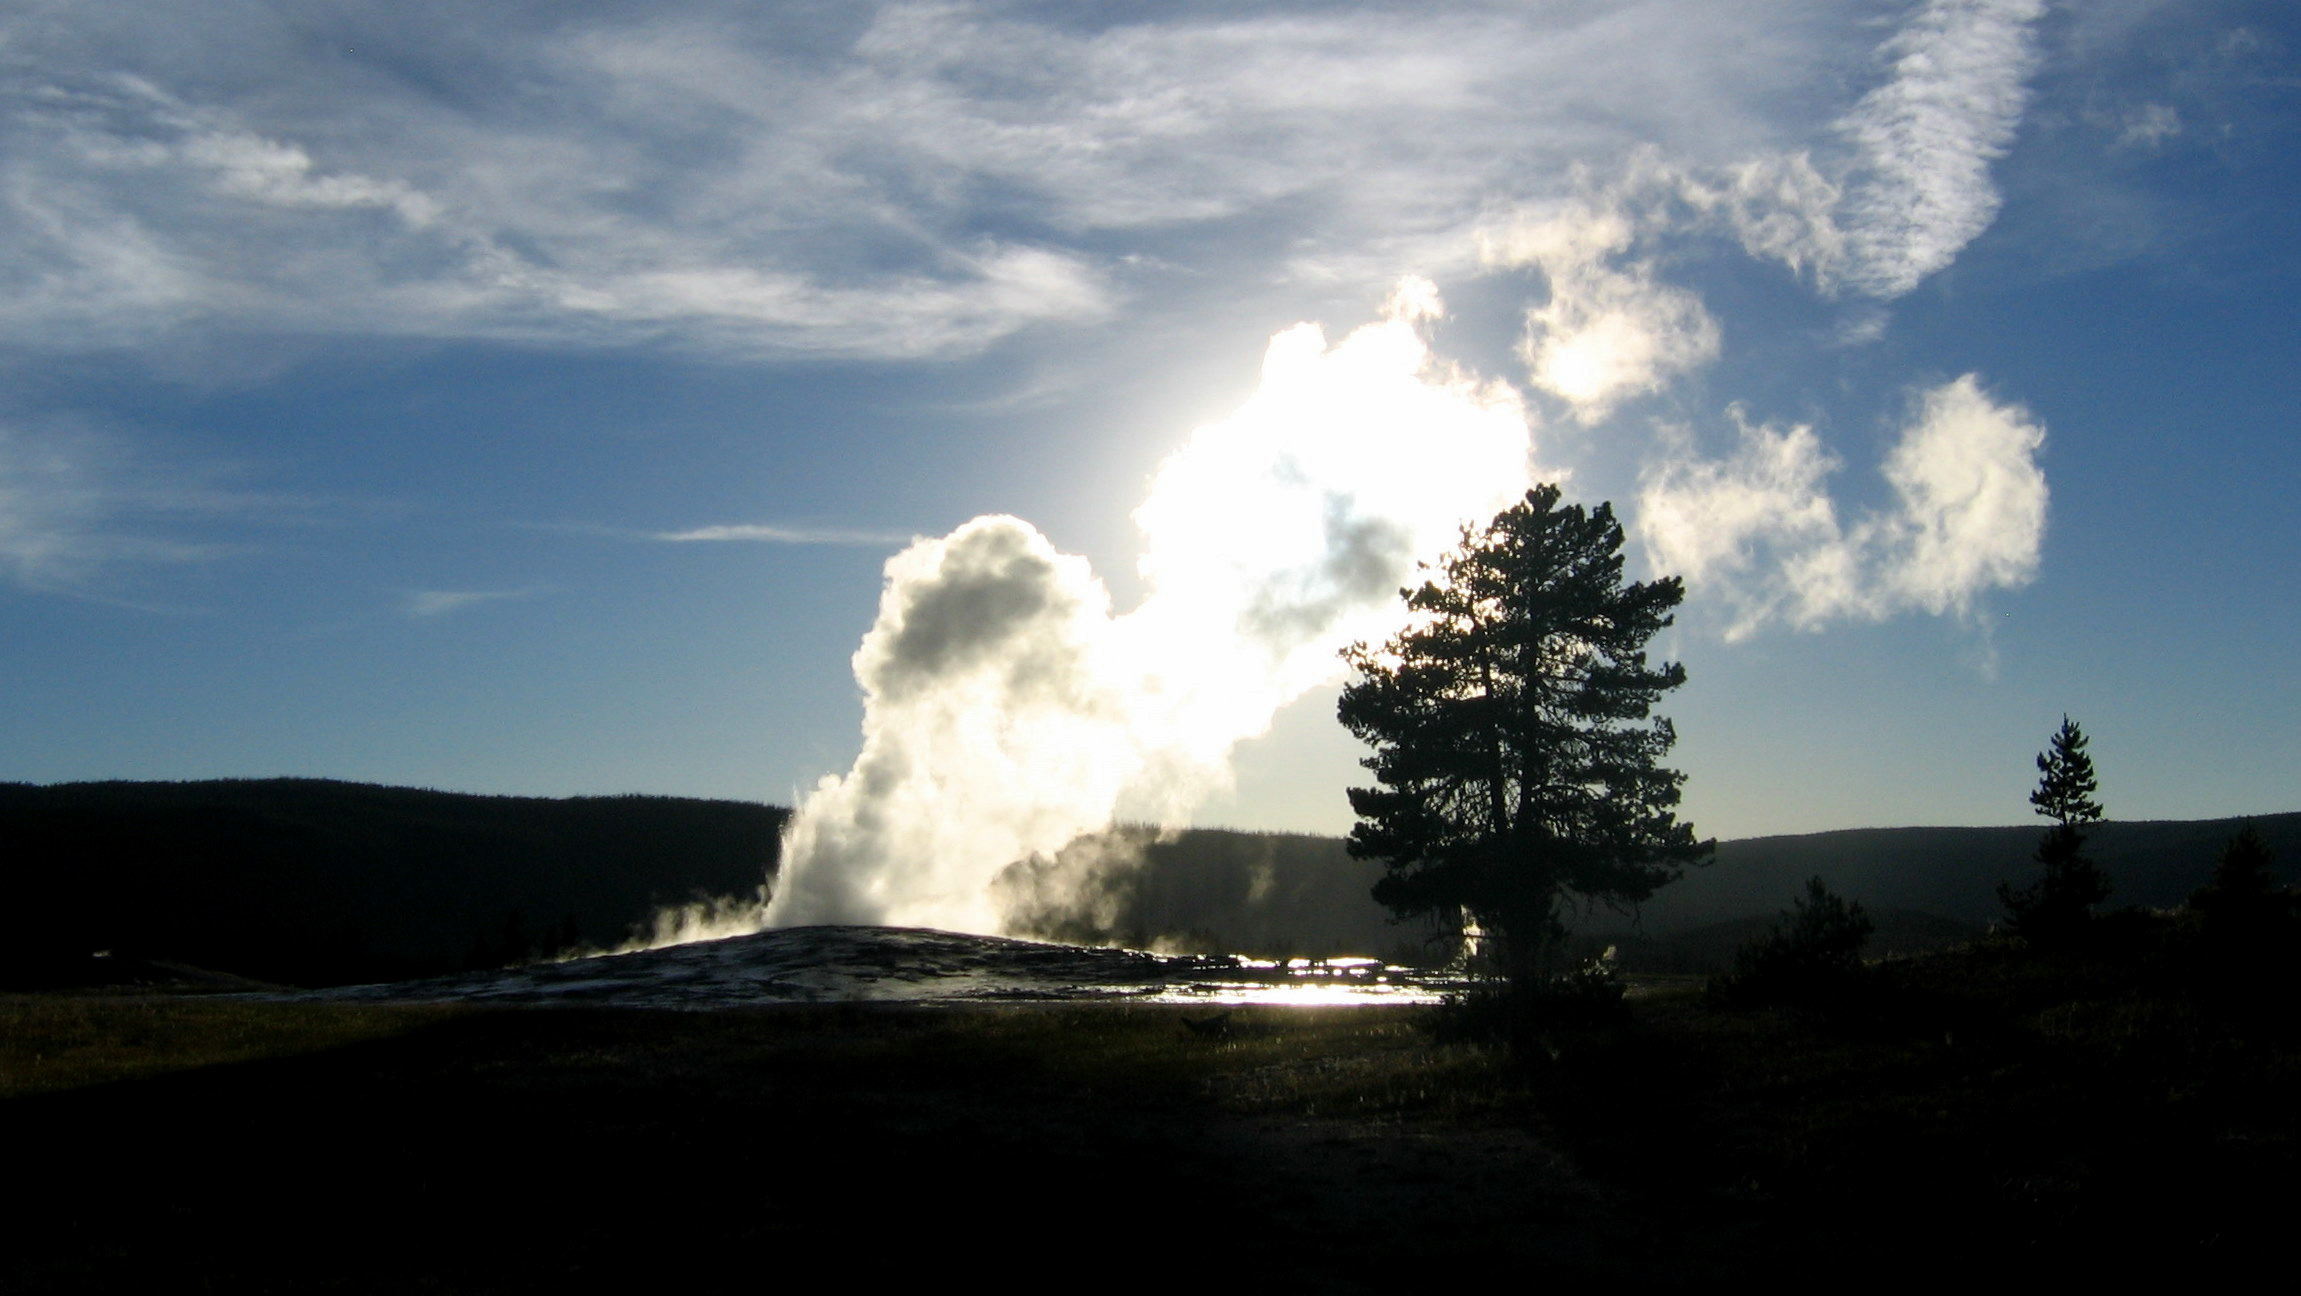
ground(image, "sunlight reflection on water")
xmin=296 ymin=926 xmax=1464 ymax=1009
xmin=1139 ymin=979 xmax=1443 ymax=1006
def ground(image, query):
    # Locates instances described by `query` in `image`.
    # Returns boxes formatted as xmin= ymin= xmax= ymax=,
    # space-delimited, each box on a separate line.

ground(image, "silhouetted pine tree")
xmin=1998 ymin=717 xmax=2110 ymax=948
xmin=1339 ymin=485 xmax=1709 ymax=998
xmin=2189 ymin=824 xmax=2291 ymax=964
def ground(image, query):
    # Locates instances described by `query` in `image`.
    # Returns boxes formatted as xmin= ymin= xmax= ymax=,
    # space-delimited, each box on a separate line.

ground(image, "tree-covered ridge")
xmin=0 ymin=779 xmax=785 ymax=987
xmin=4 ymin=776 xmax=2295 ymax=985
xmin=996 ymin=815 xmax=2301 ymax=966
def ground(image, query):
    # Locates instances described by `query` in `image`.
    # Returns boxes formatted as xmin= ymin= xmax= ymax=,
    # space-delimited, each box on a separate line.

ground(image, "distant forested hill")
xmin=1003 ymin=814 xmax=2301 ymax=966
xmin=0 ymin=779 xmax=784 ymax=987
xmin=6 ymin=776 xmax=2292 ymax=983
xmin=1649 ymin=815 xmax=2301 ymax=931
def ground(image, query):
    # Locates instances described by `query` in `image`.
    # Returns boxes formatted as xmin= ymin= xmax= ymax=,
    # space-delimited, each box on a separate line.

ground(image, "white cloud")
xmin=1707 ymin=152 xmax=1849 ymax=286
xmin=1635 ymin=413 xmax=1848 ymax=638
xmin=1875 ymin=373 xmax=2049 ymax=615
xmin=174 ymin=124 xmax=440 ymax=225
xmin=1482 ymin=177 xmax=1721 ymax=422
xmin=654 ymin=523 xmax=907 ymax=546
xmin=0 ymin=2 xmax=1902 ymax=360
xmin=1470 ymin=0 xmax=2053 ymax=401
xmin=403 ymin=588 xmax=533 ymax=618
xmin=574 ymin=246 xmax=1114 ymax=358
xmin=1477 ymin=141 xmax=1864 ymax=419
xmin=1836 ymin=0 xmax=2049 ymax=297
xmin=2 ymin=54 xmax=1118 ymax=358
xmin=2116 ymin=102 xmax=2182 ymax=149
xmin=1637 ymin=374 xmax=2047 ymax=636
xmin=0 ymin=423 xmax=106 ymax=590
xmin=0 ymin=419 xmax=267 ymax=596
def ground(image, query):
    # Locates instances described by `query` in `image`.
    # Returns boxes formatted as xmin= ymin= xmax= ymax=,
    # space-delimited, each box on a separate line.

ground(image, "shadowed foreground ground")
xmin=4 ymin=974 xmax=2291 ymax=1290
xmin=3 ymin=1001 xmax=1626 ymax=1291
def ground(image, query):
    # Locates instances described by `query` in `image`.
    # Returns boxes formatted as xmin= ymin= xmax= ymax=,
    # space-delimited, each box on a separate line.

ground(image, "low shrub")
xmin=1430 ymin=946 xmax=1628 ymax=1049
xmin=1712 ymin=877 xmax=1874 ymax=1012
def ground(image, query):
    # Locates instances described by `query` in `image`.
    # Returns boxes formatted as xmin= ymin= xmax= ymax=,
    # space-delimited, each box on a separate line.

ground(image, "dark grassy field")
xmin=3 ymin=996 xmax=1605 ymax=1291
xmin=5 ymin=941 xmax=2293 ymax=1290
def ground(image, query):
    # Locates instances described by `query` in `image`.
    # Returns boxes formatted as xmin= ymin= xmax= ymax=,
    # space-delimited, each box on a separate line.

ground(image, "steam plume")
xmin=759 ymin=280 xmax=1534 ymax=933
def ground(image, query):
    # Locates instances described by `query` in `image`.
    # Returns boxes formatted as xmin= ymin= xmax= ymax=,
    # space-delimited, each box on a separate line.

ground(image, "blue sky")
xmin=4 ymin=0 xmax=2295 ymax=891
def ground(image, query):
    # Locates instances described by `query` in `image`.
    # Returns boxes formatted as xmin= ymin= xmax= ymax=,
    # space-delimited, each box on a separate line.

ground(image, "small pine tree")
xmin=1716 ymin=877 xmax=1874 ymax=1008
xmin=1998 ymin=717 xmax=2110 ymax=948
xmin=2189 ymin=824 xmax=2290 ymax=946
xmin=2027 ymin=715 xmax=2103 ymax=825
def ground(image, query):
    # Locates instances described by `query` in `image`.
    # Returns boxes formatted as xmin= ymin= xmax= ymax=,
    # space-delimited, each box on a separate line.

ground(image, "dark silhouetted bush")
xmin=2186 ymin=824 xmax=2293 ymax=983
xmin=1432 ymin=946 xmax=1627 ymax=1049
xmin=2190 ymin=825 xmax=2288 ymax=925
xmin=1712 ymin=877 xmax=1874 ymax=1009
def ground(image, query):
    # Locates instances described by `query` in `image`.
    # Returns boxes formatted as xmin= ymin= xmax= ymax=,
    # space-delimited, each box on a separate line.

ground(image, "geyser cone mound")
xmin=299 ymin=927 xmax=1439 ymax=1009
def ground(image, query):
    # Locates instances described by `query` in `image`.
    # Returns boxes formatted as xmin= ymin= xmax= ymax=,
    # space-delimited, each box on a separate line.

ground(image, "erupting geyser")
xmin=768 ymin=279 xmax=1538 ymax=934
xmin=649 ymin=280 xmax=1539 ymax=945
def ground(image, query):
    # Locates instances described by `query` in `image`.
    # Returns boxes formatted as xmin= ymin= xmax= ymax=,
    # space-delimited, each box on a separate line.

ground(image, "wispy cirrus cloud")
xmin=653 ymin=523 xmax=909 ymax=546
xmin=1476 ymin=0 xmax=2051 ymax=423
xmin=5 ymin=1 xmax=2077 ymax=655
xmin=402 ymin=587 xmax=536 ymax=619
xmin=1836 ymin=0 xmax=2049 ymax=297
xmin=0 ymin=1 xmax=1908 ymax=362
xmin=2115 ymin=103 xmax=2183 ymax=150
xmin=0 ymin=418 xmax=292 ymax=598
xmin=0 ymin=0 xmax=2062 ymax=424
